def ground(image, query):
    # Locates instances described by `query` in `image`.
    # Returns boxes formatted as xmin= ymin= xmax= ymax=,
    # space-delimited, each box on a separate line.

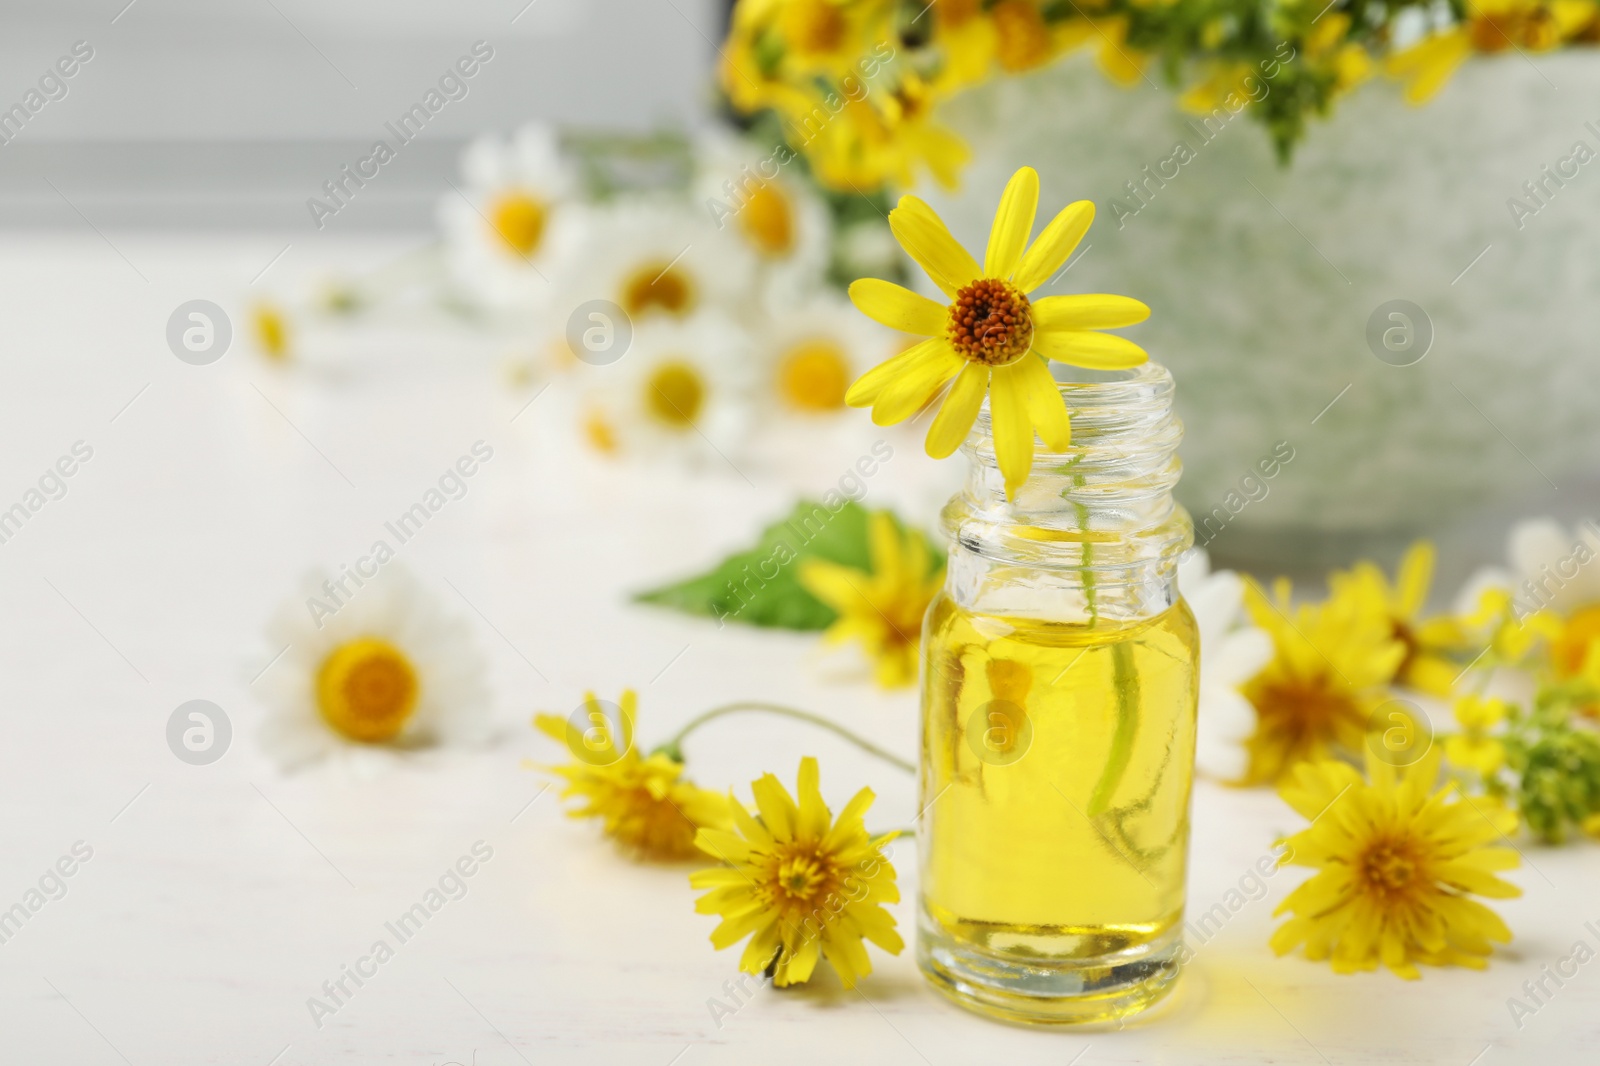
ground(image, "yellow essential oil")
xmin=914 ymin=362 xmax=1197 ymax=1025
xmin=917 ymin=596 xmax=1198 ymax=1024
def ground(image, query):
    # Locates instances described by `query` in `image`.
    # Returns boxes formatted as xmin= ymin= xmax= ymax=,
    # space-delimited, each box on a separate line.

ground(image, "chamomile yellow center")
xmin=778 ymin=340 xmax=851 ymax=411
xmin=253 ymin=304 xmax=290 ymax=361
xmin=489 ymin=192 xmax=549 ymax=258
xmin=316 ymin=637 xmax=419 ymax=743
xmin=948 ymin=278 xmax=1034 ymax=366
xmin=739 ymin=183 xmax=796 ymax=257
xmin=779 ymin=0 xmax=847 ymax=55
xmin=622 ymin=261 xmax=696 ymax=318
xmin=645 ymin=360 xmax=706 ymax=428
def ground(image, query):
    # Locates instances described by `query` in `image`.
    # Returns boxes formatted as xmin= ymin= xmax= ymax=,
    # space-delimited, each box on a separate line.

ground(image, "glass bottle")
xmin=916 ymin=362 xmax=1198 ymax=1025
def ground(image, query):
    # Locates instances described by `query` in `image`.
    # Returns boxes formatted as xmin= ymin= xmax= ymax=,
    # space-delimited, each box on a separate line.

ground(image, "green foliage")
xmin=1504 ymin=700 xmax=1600 ymax=843
xmin=634 ymin=500 xmax=941 ymax=631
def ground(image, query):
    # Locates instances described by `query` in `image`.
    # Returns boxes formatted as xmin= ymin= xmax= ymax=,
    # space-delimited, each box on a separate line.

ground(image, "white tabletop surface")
xmin=1 ymin=233 xmax=1595 ymax=1065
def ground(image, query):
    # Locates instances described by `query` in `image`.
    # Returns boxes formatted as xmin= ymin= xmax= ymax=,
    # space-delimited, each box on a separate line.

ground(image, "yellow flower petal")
xmin=1011 ymin=355 xmax=1071 ymax=451
xmin=988 ymin=360 xmax=1033 ymax=499
xmin=1032 ymin=294 xmax=1150 ymax=332
xmin=751 ymin=772 xmax=798 ymax=840
xmin=848 ymin=278 xmax=948 ymax=336
xmin=1270 ymin=750 xmax=1521 ymax=978
xmin=845 ymin=340 xmax=938 ymax=408
xmin=888 ymin=195 xmax=981 ymax=299
xmin=985 ymin=166 xmax=1039 ymax=280
xmin=1396 ymin=541 xmax=1435 ymax=618
xmin=690 ymin=760 xmax=903 ymax=989
xmin=1031 ymin=329 xmax=1148 ymax=369
xmin=868 ymin=512 xmax=901 ymax=579
xmin=924 ymin=363 xmax=989 ymax=458
xmin=1013 ymin=200 xmax=1095 ymax=293
xmin=795 ymin=755 xmax=829 ymax=841
xmin=870 ymin=342 xmax=964 ymax=426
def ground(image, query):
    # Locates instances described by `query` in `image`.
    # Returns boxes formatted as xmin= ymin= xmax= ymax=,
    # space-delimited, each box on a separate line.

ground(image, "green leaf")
xmin=633 ymin=500 xmax=939 ymax=631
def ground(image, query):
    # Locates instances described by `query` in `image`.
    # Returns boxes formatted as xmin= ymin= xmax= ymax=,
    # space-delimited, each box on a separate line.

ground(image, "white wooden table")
xmin=0 ymin=234 xmax=1594 ymax=1065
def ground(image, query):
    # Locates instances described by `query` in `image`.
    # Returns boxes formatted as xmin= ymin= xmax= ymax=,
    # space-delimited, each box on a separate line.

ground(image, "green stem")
xmin=657 ymin=702 xmax=916 ymax=775
xmin=1089 ymin=641 xmax=1142 ymax=817
xmin=1066 ymin=459 xmax=1140 ymax=817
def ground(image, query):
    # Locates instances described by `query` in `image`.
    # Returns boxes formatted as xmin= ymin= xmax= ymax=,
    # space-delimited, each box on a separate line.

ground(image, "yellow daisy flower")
xmin=1332 ymin=541 xmax=1465 ymax=696
xmin=1240 ymin=576 xmax=1406 ymax=785
xmin=1444 ymin=695 xmax=1510 ymax=777
xmin=1271 ymin=747 xmax=1521 ymax=979
xmin=533 ymin=690 xmax=731 ymax=861
xmin=844 ymin=166 xmax=1150 ymax=498
xmin=799 ymin=512 xmax=945 ymax=688
xmin=689 ymin=756 xmax=903 ymax=988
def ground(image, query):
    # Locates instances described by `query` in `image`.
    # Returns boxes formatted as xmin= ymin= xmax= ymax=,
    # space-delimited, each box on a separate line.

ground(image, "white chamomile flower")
xmin=693 ymin=130 xmax=832 ymax=309
xmin=1456 ymin=516 xmax=1600 ymax=618
xmin=756 ymin=294 xmax=897 ymax=418
xmin=578 ymin=313 xmax=753 ymax=464
xmin=438 ymin=124 xmax=579 ymax=311
xmin=552 ymin=201 xmax=755 ymax=344
xmin=1178 ymin=548 xmax=1273 ymax=781
xmin=257 ymin=566 xmax=491 ymax=772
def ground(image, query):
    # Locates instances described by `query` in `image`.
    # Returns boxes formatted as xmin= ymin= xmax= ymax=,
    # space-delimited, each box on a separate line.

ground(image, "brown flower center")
xmin=948 ymin=278 xmax=1034 ymax=366
xmin=645 ymin=360 xmax=706 ymax=428
xmin=622 ymin=262 xmax=695 ymax=318
xmin=1360 ymin=839 xmax=1419 ymax=895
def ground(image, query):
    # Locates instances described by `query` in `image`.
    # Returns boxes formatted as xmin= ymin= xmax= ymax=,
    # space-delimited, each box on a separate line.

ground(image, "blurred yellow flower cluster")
xmin=720 ymin=0 xmax=1600 ymax=188
xmin=1389 ymin=0 xmax=1600 ymax=103
xmin=1237 ymin=542 xmax=1461 ymax=785
xmin=1236 ymin=520 xmax=1600 ymax=847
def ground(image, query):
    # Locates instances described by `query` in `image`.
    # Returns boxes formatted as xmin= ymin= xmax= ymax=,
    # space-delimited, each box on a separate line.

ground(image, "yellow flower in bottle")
xmin=1331 ymin=542 xmax=1465 ymax=696
xmin=845 ymin=166 xmax=1150 ymax=498
xmin=1443 ymin=695 xmax=1510 ymax=776
xmin=799 ymin=512 xmax=945 ymax=687
xmin=1239 ymin=576 xmax=1406 ymax=785
xmin=689 ymin=756 xmax=903 ymax=988
xmin=533 ymin=690 xmax=731 ymax=861
xmin=1271 ymin=747 xmax=1521 ymax=979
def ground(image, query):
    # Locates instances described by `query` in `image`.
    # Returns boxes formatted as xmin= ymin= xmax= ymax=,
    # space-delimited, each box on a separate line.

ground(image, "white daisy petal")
xmin=254 ymin=566 xmax=491 ymax=774
xmin=439 ymin=123 xmax=578 ymax=313
xmin=574 ymin=312 xmax=754 ymax=465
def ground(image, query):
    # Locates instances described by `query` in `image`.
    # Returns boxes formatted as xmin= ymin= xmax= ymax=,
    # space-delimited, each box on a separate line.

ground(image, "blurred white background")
xmin=0 ymin=0 xmax=721 ymax=227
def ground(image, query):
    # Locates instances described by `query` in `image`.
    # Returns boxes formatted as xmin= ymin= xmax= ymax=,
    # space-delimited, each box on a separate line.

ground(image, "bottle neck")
xmin=941 ymin=363 xmax=1192 ymax=626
